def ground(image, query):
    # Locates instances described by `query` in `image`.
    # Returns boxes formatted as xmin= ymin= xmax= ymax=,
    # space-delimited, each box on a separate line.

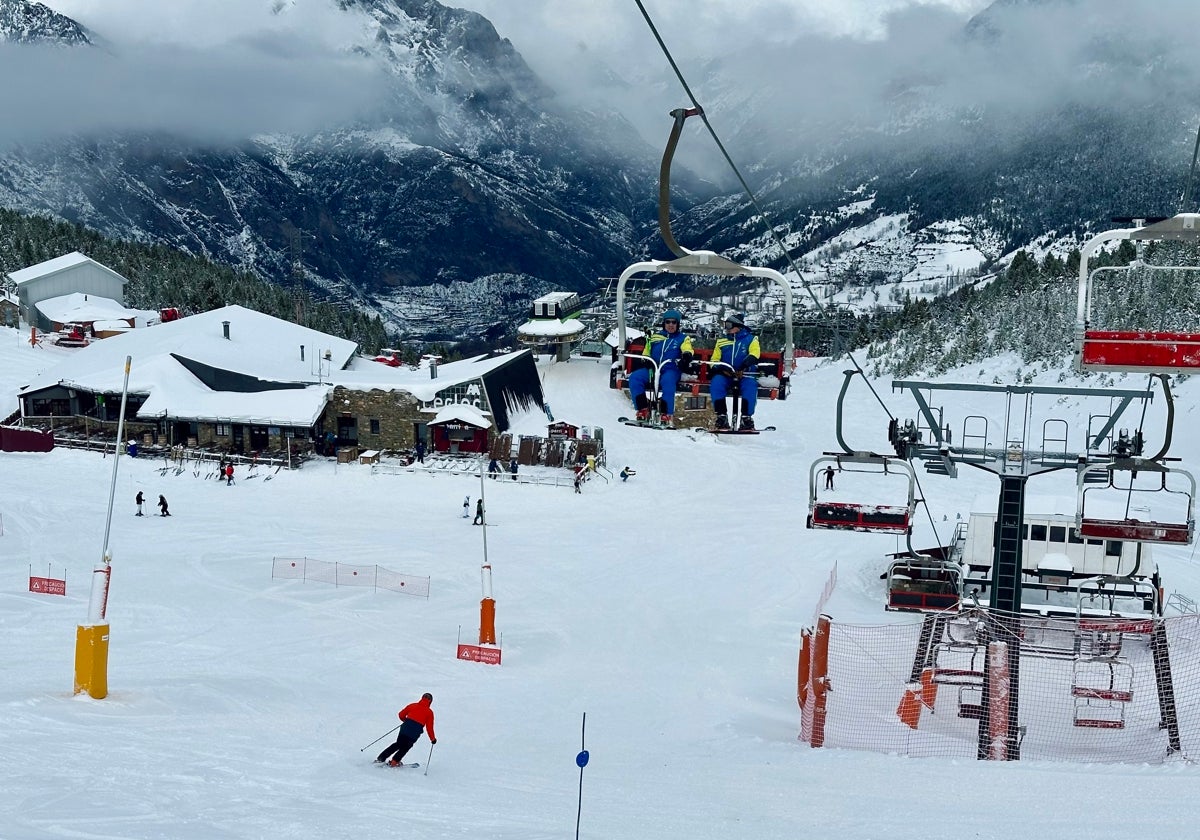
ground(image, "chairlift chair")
xmin=1074 ymin=214 xmax=1200 ymax=373
xmin=1075 ymin=459 xmax=1196 ymax=545
xmin=807 ymin=454 xmax=918 ymax=535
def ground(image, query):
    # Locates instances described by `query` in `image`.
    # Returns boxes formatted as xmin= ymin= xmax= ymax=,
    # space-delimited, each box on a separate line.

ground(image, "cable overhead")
xmin=631 ymin=0 xmax=896 ymax=421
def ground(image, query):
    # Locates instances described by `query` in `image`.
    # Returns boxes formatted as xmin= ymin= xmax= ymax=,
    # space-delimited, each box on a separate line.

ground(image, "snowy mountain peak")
xmin=0 ymin=0 xmax=90 ymax=45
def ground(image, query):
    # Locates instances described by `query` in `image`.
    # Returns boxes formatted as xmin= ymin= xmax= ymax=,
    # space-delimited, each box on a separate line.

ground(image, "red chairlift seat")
xmin=1074 ymin=214 xmax=1200 ymax=374
xmin=807 ymin=455 xmax=917 ymax=535
xmin=1076 ymin=460 xmax=1196 ymax=546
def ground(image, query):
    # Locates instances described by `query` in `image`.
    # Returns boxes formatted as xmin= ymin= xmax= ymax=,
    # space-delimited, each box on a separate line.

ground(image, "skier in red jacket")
xmin=375 ymin=693 xmax=437 ymax=766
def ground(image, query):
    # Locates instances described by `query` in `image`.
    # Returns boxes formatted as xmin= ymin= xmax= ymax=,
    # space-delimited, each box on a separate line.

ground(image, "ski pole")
xmin=360 ymin=724 xmax=401 ymax=752
xmin=423 ymin=741 xmax=435 ymax=776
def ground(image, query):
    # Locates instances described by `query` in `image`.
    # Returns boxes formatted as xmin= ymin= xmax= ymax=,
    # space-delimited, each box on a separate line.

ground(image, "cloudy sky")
xmin=13 ymin=0 xmax=1200 ymax=152
xmin=11 ymin=0 xmax=985 ymax=147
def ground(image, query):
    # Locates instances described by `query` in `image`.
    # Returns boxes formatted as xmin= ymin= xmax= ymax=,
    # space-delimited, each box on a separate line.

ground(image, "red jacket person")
xmin=375 ymin=693 xmax=437 ymax=766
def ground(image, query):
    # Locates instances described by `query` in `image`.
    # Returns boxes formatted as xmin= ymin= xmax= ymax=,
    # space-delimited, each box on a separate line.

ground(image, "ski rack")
xmin=614 ymin=107 xmax=793 ymax=399
xmin=1074 ymin=213 xmax=1200 ymax=373
xmin=807 ymin=453 xmax=918 ymax=535
xmin=1076 ymin=457 xmax=1197 ymax=545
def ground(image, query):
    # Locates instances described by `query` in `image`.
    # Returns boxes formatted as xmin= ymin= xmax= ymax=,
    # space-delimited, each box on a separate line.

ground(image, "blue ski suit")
xmin=710 ymin=327 xmax=761 ymax=416
xmin=627 ymin=328 xmax=694 ymax=415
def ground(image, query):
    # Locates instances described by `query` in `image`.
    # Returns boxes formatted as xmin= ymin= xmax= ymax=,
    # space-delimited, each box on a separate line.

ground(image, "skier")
xmin=375 ymin=692 xmax=437 ymax=766
xmin=626 ymin=308 xmax=693 ymax=427
xmin=573 ymin=472 xmax=582 ymax=494
xmin=488 ymin=458 xmax=501 ymax=479
xmin=824 ymin=465 xmax=836 ymax=490
xmin=710 ymin=313 xmax=760 ymax=431
xmin=415 ymin=438 xmax=426 ymax=464
xmin=620 ymin=467 xmax=635 ymax=482
xmin=462 ymin=496 xmax=470 ymax=519
xmin=509 ymin=458 xmax=518 ymax=481
xmin=473 ymin=498 xmax=485 ymax=525
xmin=157 ymin=494 xmax=171 ymax=517
xmin=135 ymin=490 xmax=145 ymax=516
xmin=225 ymin=463 xmax=234 ymax=485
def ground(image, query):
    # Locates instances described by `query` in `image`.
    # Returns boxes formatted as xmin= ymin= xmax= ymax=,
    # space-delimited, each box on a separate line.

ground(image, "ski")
xmin=377 ymin=761 xmax=420 ymax=768
xmin=695 ymin=425 xmax=776 ymax=435
xmin=618 ymin=416 xmax=679 ymax=431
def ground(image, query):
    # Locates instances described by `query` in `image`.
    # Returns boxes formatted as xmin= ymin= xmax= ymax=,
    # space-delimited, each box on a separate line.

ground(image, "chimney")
xmin=222 ymin=320 xmax=231 ymax=340
xmin=300 ymin=345 xmax=305 ymax=362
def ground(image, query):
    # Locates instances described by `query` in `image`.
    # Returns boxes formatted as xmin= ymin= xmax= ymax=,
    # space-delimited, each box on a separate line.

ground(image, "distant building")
xmin=6 ymin=252 xmax=128 ymax=328
xmin=17 ymin=304 xmax=546 ymax=457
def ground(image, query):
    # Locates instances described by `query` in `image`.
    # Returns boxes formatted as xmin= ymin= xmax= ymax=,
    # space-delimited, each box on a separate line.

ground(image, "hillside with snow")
xmin=5 ymin=325 xmax=1200 ymax=838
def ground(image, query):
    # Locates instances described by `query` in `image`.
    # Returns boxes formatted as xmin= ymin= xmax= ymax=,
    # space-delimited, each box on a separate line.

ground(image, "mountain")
xmin=3 ymin=0 xmax=1199 ymax=354
xmin=0 ymin=0 xmax=90 ymax=45
xmin=0 ymin=0 xmax=664 ymax=342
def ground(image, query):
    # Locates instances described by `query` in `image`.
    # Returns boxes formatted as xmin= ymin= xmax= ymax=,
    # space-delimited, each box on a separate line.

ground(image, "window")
xmin=1049 ymin=526 xmax=1066 ymax=543
xmin=1029 ymin=524 xmax=1047 ymax=542
xmin=1068 ymin=528 xmax=1084 ymax=544
xmin=370 ymin=419 xmax=380 ymax=435
xmin=216 ymin=424 xmax=230 ymax=437
xmin=1105 ymin=540 xmax=1123 ymax=557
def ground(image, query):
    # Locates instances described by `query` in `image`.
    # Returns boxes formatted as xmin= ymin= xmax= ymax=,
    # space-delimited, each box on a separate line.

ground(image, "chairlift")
xmin=612 ymin=107 xmax=793 ymax=400
xmin=1074 ymin=214 xmax=1200 ymax=373
xmin=807 ymin=454 xmax=918 ymax=535
xmin=885 ymin=554 xmax=963 ymax=612
xmin=1076 ymin=459 xmax=1196 ymax=545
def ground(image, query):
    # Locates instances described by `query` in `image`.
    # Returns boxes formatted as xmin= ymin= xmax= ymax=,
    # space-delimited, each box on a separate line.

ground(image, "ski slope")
xmin=3 ymin=330 xmax=1200 ymax=839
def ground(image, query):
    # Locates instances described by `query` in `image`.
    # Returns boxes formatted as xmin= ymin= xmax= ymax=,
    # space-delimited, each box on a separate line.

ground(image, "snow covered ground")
xmin=3 ymin=327 xmax=1200 ymax=839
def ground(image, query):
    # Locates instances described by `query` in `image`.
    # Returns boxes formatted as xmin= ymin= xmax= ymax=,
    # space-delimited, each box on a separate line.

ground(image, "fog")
xmin=11 ymin=0 xmax=1200 ymax=163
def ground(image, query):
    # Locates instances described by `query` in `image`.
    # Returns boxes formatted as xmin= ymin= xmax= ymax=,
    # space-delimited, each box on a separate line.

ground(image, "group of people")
xmin=627 ymin=308 xmax=761 ymax=431
xmin=217 ymin=461 xmax=236 ymax=485
xmin=134 ymin=491 xmax=170 ymax=517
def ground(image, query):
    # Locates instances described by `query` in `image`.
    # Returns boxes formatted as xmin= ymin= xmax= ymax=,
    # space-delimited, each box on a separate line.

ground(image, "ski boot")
xmin=635 ymin=408 xmax=652 ymax=422
xmin=660 ymin=414 xmax=675 ymax=428
xmin=714 ymin=414 xmax=730 ymax=431
xmin=739 ymin=416 xmax=755 ymax=431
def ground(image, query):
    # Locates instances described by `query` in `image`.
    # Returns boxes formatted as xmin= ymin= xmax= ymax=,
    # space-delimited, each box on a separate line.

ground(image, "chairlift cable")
xmin=1180 ymin=115 xmax=1200 ymax=212
xmin=631 ymin=0 xmax=896 ymax=421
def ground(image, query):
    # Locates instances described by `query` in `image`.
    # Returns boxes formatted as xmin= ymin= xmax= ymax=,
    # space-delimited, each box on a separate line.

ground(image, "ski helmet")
xmin=661 ymin=308 xmax=683 ymax=326
xmin=723 ymin=312 xmax=745 ymax=329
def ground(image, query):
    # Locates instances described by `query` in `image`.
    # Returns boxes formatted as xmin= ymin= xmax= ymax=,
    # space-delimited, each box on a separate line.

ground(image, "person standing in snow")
xmin=375 ymin=692 xmax=437 ymax=766
xmin=157 ymin=494 xmax=170 ymax=516
xmin=710 ymin=313 xmax=760 ymax=431
xmin=626 ymin=308 xmax=693 ymax=427
xmin=415 ymin=438 xmax=426 ymax=464
xmin=509 ymin=458 xmax=518 ymax=481
xmin=135 ymin=490 xmax=145 ymax=516
xmin=473 ymin=498 xmax=485 ymax=525
xmin=462 ymin=496 xmax=470 ymax=519
xmin=225 ymin=462 xmax=234 ymax=485
xmin=488 ymin=458 xmax=500 ymax=479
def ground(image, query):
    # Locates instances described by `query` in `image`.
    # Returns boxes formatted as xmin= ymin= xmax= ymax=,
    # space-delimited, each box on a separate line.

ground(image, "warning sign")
xmin=456 ymin=643 xmax=501 ymax=666
xmin=29 ymin=576 xmax=66 ymax=596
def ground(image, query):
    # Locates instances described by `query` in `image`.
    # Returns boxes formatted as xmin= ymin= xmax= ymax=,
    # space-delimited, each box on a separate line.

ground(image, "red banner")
xmin=456 ymin=644 xmax=502 ymax=665
xmin=29 ymin=576 xmax=66 ymax=596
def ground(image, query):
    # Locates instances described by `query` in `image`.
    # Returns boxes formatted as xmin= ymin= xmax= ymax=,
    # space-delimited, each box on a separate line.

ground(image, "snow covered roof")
xmin=517 ymin=317 xmax=586 ymax=339
xmin=7 ymin=252 xmax=125 ymax=286
xmin=604 ymin=326 xmax=643 ymax=347
xmin=338 ymin=350 xmax=535 ymax=403
xmin=428 ymin=403 xmax=492 ymax=429
xmin=35 ymin=292 xmax=151 ymax=325
xmin=21 ymin=305 xmax=357 ymax=426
